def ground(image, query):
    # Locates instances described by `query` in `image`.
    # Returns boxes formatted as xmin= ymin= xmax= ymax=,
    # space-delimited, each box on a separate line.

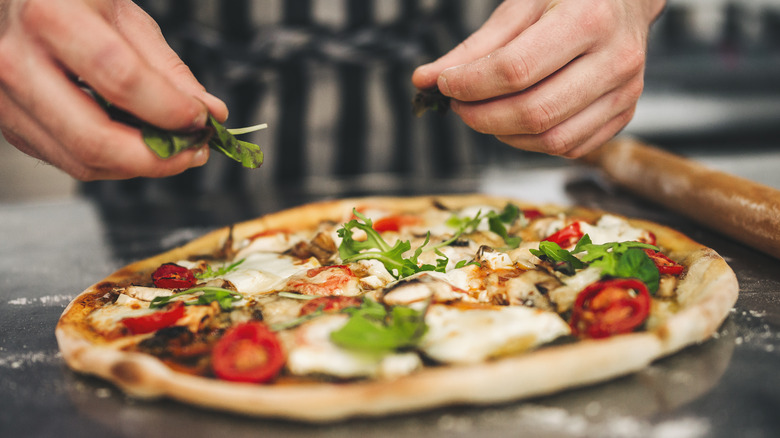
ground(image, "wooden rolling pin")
xmin=580 ymin=137 xmax=780 ymax=260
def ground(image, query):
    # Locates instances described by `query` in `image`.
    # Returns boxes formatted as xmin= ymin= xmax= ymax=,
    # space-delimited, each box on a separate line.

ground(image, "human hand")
xmin=0 ymin=0 xmax=228 ymax=181
xmin=412 ymin=0 xmax=666 ymax=158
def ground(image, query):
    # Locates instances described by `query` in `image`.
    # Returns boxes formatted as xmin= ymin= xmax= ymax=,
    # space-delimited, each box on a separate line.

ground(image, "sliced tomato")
xmin=211 ymin=322 xmax=285 ymax=383
xmin=569 ymin=278 xmax=651 ymax=339
xmin=299 ymin=296 xmax=362 ymax=316
xmin=122 ymin=302 xmax=186 ymax=335
xmin=643 ymin=249 xmax=684 ymax=275
xmin=152 ymin=263 xmax=196 ymax=290
xmin=372 ymin=214 xmax=422 ymax=232
xmin=543 ymin=222 xmax=584 ymax=249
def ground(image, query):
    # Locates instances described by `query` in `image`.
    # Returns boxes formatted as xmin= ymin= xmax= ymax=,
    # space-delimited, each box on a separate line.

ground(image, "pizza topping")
xmin=298 ymin=296 xmax=362 ymax=316
xmin=372 ymin=214 xmax=423 ymax=232
xmin=149 ymin=286 xmax=243 ymax=311
xmin=543 ymin=222 xmax=584 ymax=249
xmin=329 ymin=298 xmax=428 ymax=354
xmin=382 ymin=274 xmax=471 ymax=306
xmin=532 ymin=235 xmax=660 ymax=293
xmin=284 ymin=265 xmax=361 ymax=296
xmin=211 ymin=322 xmax=285 ymax=383
xmin=643 ymin=249 xmax=685 ymax=275
xmin=219 ymin=252 xmax=320 ymax=294
xmin=498 ymin=270 xmax=560 ymax=310
xmin=151 ymin=263 xmax=197 ymax=290
xmin=121 ymin=302 xmax=186 ymax=335
xmin=120 ymin=286 xmax=174 ymax=302
xmin=419 ymin=304 xmax=570 ymax=364
xmin=569 ymin=278 xmax=651 ymax=339
xmin=286 ymin=314 xmax=422 ymax=379
xmin=195 ymin=259 xmax=246 ymax=280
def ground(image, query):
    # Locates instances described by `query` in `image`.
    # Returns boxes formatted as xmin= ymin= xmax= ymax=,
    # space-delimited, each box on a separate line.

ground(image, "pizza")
xmin=56 ymin=195 xmax=738 ymax=421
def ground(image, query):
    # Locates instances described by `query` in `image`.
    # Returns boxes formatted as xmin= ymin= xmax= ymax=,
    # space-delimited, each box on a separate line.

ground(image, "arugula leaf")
xmin=88 ymin=85 xmax=265 ymax=168
xmin=330 ymin=298 xmax=427 ymax=353
xmin=530 ymin=241 xmax=585 ymax=270
xmin=444 ymin=203 xmax=522 ymax=249
xmin=532 ymin=235 xmax=661 ymax=293
xmin=204 ymin=115 xmax=264 ymax=168
xmin=337 ymin=211 xmax=433 ymax=279
xmin=195 ymin=259 xmax=245 ymax=280
xmin=337 ymin=206 xmax=514 ymax=279
xmin=412 ymin=88 xmax=450 ymax=117
xmin=149 ymin=286 xmax=243 ymax=311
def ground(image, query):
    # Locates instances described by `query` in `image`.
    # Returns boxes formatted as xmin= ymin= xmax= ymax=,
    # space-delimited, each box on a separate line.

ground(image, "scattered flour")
xmin=0 ymin=350 xmax=62 ymax=369
xmin=7 ymin=294 xmax=74 ymax=306
xmin=460 ymin=404 xmax=712 ymax=438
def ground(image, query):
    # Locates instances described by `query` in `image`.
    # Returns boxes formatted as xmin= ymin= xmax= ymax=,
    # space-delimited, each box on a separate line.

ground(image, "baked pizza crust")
xmin=56 ymin=195 xmax=739 ymax=421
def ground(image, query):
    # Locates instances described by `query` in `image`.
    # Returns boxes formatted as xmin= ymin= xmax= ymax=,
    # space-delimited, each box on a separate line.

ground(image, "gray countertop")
xmin=1 ymin=157 xmax=779 ymax=438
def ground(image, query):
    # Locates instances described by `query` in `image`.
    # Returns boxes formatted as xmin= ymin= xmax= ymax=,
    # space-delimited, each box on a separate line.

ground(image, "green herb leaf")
xmin=88 ymin=85 xmax=265 ymax=168
xmin=205 ymin=115 xmax=264 ymax=168
xmin=444 ymin=204 xmax=522 ymax=249
xmin=337 ymin=211 xmax=425 ymax=279
xmin=330 ymin=298 xmax=427 ymax=353
xmin=195 ymin=259 xmax=245 ymax=280
xmin=611 ymin=248 xmax=660 ymax=293
xmin=530 ymin=241 xmax=585 ymax=270
xmin=532 ymin=235 xmax=661 ymax=293
xmin=412 ymin=88 xmax=450 ymax=117
xmin=149 ymin=286 xmax=243 ymax=311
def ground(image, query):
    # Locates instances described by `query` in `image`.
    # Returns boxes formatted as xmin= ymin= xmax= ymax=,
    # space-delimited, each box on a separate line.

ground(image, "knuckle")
xmin=578 ymin=0 xmax=615 ymax=37
xmin=517 ymin=100 xmax=557 ymax=135
xmin=91 ymin=45 xmax=144 ymax=96
xmin=538 ymin=129 xmax=574 ymax=156
xmin=615 ymin=45 xmax=646 ymax=79
xmin=19 ymin=0 xmax=51 ymax=31
xmin=497 ymin=53 xmax=533 ymax=91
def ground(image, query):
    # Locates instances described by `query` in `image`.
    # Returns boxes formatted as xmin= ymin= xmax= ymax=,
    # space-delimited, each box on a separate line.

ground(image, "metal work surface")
xmin=1 ymin=162 xmax=779 ymax=438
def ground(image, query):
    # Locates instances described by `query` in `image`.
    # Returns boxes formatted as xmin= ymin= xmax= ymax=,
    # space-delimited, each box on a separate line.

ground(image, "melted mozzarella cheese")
xmin=419 ymin=304 xmax=570 ymax=364
xmin=87 ymin=298 xmax=155 ymax=334
xmin=286 ymin=315 xmax=422 ymax=379
xmin=580 ymin=215 xmax=648 ymax=245
xmin=220 ymin=252 xmax=320 ymax=295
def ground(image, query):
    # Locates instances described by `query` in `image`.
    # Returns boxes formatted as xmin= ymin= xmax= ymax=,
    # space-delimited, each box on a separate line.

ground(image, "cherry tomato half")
xmin=543 ymin=222 xmax=584 ymax=249
xmin=522 ymin=209 xmax=544 ymax=221
xmin=152 ymin=263 xmax=197 ymax=290
xmin=121 ymin=301 xmax=186 ymax=335
xmin=372 ymin=214 xmax=422 ymax=232
xmin=211 ymin=322 xmax=285 ymax=383
xmin=569 ymin=278 xmax=651 ymax=339
xmin=643 ymin=249 xmax=684 ymax=275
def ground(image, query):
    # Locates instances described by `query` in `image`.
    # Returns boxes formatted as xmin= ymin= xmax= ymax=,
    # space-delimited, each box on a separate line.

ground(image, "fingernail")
xmin=191 ymin=146 xmax=209 ymax=167
xmin=438 ymin=72 xmax=451 ymax=96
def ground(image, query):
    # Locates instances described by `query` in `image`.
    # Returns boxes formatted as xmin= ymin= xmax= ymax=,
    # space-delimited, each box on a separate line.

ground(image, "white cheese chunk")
xmin=286 ymin=315 xmax=422 ymax=379
xmin=580 ymin=214 xmax=649 ymax=245
xmin=419 ymin=304 xmax=570 ymax=364
xmin=219 ymin=252 xmax=320 ymax=295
